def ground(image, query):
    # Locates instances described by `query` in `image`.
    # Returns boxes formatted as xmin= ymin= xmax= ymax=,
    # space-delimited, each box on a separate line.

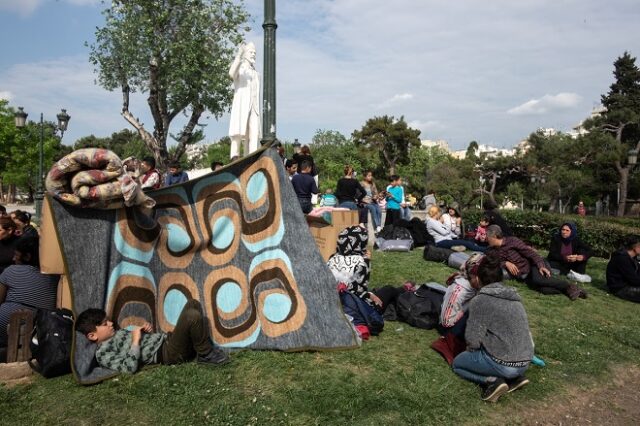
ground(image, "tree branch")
xmin=172 ymin=105 xmax=205 ymax=162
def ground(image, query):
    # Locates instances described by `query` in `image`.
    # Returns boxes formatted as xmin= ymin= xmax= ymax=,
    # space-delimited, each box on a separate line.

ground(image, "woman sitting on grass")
xmin=425 ymin=206 xmax=486 ymax=252
xmin=452 ymin=252 xmax=533 ymax=403
xmin=0 ymin=237 xmax=59 ymax=349
xmin=606 ymin=235 xmax=640 ymax=303
xmin=547 ymin=222 xmax=592 ymax=282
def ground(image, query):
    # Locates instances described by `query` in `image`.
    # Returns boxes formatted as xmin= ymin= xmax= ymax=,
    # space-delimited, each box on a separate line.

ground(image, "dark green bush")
xmin=462 ymin=209 xmax=639 ymax=258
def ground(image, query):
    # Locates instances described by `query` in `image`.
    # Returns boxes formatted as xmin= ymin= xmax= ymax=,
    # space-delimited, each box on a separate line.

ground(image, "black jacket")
xmin=606 ymin=249 xmax=640 ymax=292
xmin=547 ymin=236 xmax=592 ymax=263
xmin=484 ymin=209 xmax=513 ymax=237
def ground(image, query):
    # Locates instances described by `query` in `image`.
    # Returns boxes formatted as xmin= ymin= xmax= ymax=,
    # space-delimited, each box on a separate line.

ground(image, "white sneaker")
xmin=375 ymin=226 xmax=382 ymax=233
xmin=568 ymin=270 xmax=591 ymax=283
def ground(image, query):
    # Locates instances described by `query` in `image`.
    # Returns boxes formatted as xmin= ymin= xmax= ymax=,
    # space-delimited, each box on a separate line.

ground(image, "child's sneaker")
xmin=451 ymin=245 xmax=466 ymax=252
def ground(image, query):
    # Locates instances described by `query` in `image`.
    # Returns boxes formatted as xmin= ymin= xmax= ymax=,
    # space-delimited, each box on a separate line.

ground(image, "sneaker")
xmin=451 ymin=245 xmax=466 ymax=252
xmin=376 ymin=226 xmax=382 ymax=233
xmin=566 ymin=283 xmax=581 ymax=301
xmin=507 ymin=376 xmax=530 ymax=393
xmin=579 ymin=287 xmax=588 ymax=299
xmin=197 ymin=348 xmax=230 ymax=366
xmin=481 ymin=378 xmax=509 ymax=402
xmin=568 ymin=270 xmax=592 ymax=283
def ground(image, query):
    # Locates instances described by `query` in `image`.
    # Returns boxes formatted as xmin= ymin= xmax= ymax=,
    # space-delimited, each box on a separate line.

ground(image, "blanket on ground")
xmin=48 ymin=145 xmax=358 ymax=384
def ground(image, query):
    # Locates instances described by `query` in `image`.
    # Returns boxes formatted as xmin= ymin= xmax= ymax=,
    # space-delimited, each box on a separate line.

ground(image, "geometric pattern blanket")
xmin=48 ymin=146 xmax=359 ymax=384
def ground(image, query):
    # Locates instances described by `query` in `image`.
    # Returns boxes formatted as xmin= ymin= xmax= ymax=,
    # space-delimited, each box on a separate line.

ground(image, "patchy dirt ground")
xmin=492 ymin=365 xmax=640 ymax=425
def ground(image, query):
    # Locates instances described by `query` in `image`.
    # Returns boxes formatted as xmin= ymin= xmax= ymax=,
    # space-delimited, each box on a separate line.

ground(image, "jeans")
xmin=161 ymin=300 xmax=215 ymax=364
xmin=436 ymin=239 xmax=486 ymax=253
xmin=526 ymin=260 xmax=570 ymax=294
xmin=338 ymin=201 xmax=368 ymax=224
xmin=298 ymin=198 xmax=312 ymax=214
xmin=365 ymin=203 xmax=382 ymax=228
xmin=401 ymin=206 xmax=412 ymax=220
xmin=452 ymin=349 xmax=528 ymax=385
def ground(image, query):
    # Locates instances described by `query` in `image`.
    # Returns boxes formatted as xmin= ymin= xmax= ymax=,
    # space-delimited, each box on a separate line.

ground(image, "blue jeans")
xmin=401 ymin=206 xmax=411 ymax=220
xmin=436 ymin=239 xmax=486 ymax=253
xmin=452 ymin=349 xmax=528 ymax=385
xmin=365 ymin=203 xmax=382 ymax=228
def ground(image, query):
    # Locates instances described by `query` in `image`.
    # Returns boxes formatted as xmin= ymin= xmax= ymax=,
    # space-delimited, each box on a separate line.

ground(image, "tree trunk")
xmin=617 ymin=167 xmax=629 ymax=216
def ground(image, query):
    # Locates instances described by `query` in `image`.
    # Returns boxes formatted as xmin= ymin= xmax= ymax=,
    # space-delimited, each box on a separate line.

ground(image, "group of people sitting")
xmin=326 ymin=212 xmax=640 ymax=401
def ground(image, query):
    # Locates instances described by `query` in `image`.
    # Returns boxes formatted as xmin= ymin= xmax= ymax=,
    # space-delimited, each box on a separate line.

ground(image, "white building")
xmin=452 ymin=144 xmax=515 ymax=160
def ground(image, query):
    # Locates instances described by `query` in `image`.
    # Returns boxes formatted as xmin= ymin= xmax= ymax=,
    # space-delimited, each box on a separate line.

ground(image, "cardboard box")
xmin=306 ymin=209 xmax=359 ymax=261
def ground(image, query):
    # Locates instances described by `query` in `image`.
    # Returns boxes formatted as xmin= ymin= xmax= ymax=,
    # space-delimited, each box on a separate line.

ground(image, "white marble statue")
xmin=228 ymin=42 xmax=261 ymax=159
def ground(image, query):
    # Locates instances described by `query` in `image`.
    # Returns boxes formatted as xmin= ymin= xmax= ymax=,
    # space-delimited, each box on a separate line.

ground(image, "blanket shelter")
xmin=45 ymin=146 xmax=359 ymax=384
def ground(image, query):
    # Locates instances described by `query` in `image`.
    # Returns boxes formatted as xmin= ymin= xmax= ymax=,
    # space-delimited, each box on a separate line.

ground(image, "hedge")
xmin=462 ymin=209 xmax=640 ymax=258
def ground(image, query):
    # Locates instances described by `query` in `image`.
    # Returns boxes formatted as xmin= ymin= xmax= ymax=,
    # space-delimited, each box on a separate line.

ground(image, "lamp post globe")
xmin=14 ymin=107 xmax=28 ymax=128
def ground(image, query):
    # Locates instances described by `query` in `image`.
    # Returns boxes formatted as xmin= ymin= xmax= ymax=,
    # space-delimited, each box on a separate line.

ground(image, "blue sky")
xmin=1 ymin=0 xmax=639 ymax=150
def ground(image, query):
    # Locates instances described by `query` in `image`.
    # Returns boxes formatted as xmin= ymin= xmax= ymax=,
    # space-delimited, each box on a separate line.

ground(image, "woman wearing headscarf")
xmin=547 ymin=222 xmax=592 ymax=280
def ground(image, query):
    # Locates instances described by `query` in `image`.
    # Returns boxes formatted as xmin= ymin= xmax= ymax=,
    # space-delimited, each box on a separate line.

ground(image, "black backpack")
xmin=378 ymin=225 xmax=413 ymax=242
xmin=30 ymin=308 xmax=74 ymax=378
xmin=396 ymin=285 xmax=444 ymax=330
xmin=423 ymin=244 xmax=454 ymax=263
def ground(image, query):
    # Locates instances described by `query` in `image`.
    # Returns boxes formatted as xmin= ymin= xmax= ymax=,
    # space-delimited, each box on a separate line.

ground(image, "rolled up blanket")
xmin=45 ymin=148 xmax=155 ymax=209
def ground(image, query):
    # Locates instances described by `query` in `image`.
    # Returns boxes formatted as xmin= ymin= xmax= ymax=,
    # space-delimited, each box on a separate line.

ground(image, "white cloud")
xmin=0 ymin=90 xmax=13 ymax=101
xmin=507 ymin=93 xmax=583 ymax=116
xmin=0 ymin=0 xmax=41 ymax=16
xmin=408 ymin=120 xmax=442 ymax=132
xmin=377 ymin=93 xmax=414 ymax=109
xmin=0 ymin=0 xmax=96 ymax=16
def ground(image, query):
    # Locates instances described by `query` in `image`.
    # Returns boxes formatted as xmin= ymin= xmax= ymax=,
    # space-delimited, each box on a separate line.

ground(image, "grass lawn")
xmin=1 ymin=249 xmax=639 ymax=425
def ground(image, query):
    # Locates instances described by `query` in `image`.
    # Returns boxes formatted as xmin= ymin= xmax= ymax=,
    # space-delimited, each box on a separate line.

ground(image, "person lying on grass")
xmin=75 ymin=300 xmax=229 ymax=374
xmin=485 ymin=224 xmax=587 ymax=301
xmin=452 ymin=252 xmax=533 ymax=403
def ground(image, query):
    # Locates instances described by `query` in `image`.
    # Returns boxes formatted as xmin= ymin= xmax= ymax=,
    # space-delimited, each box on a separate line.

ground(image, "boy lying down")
xmin=75 ymin=300 xmax=229 ymax=374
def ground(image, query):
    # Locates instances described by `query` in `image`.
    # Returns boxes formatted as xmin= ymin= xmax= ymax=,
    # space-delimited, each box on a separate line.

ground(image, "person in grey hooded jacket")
xmin=452 ymin=252 xmax=534 ymax=403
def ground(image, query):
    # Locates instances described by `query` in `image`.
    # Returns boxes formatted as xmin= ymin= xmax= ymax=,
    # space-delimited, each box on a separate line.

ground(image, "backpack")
xmin=408 ymin=217 xmax=432 ymax=247
xmin=376 ymin=238 xmax=413 ymax=252
xmin=339 ymin=292 xmax=384 ymax=336
xmin=423 ymin=244 xmax=454 ymax=263
xmin=29 ymin=308 xmax=74 ymax=378
xmin=396 ymin=285 xmax=444 ymax=330
xmin=377 ymin=225 xmax=414 ymax=244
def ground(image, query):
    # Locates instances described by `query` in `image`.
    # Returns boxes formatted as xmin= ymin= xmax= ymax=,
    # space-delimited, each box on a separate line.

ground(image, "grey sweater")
xmin=465 ymin=282 xmax=534 ymax=364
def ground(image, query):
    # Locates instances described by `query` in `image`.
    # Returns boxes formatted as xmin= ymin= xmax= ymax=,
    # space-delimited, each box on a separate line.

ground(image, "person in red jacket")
xmin=140 ymin=157 xmax=161 ymax=190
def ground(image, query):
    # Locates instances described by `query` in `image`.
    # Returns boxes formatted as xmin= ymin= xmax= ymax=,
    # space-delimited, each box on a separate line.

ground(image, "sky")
xmin=1 ymin=0 xmax=639 ymax=151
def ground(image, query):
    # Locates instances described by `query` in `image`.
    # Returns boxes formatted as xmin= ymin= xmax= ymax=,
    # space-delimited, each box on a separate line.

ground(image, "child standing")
xmin=384 ymin=175 xmax=403 ymax=226
xmin=474 ymin=216 xmax=490 ymax=245
xmin=291 ymin=160 xmax=319 ymax=214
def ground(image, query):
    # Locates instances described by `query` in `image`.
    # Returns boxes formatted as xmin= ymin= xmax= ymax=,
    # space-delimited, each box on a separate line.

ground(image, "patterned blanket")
xmin=48 ymin=145 xmax=359 ymax=384
xmin=45 ymin=148 xmax=154 ymax=209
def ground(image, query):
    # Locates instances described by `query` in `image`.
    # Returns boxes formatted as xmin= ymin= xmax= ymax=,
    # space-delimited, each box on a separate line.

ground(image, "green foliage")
xmin=311 ymin=129 xmax=348 ymax=146
xmin=73 ymin=129 xmax=151 ymax=160
xmin=352 ymin=115 xmax=421 ymax=175
xmin=88 ymin=0 xmax=249 ymax=164
xmin=205 ymin=136 xmax=231 ymax=168
xmin=463 ymin=209 xmax=639 ymax=257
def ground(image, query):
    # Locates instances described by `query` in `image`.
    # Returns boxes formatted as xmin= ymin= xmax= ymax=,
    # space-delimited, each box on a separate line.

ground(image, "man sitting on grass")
xmin=75 ymin=300 xmax=229 ymax=374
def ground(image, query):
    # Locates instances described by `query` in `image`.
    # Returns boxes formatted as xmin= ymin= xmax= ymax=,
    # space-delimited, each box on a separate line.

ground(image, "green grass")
xmin=1 ymin=250 xmax=639 ymax=425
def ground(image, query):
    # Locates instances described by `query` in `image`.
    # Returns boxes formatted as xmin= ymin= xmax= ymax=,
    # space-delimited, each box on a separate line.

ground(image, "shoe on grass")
xmin=507 ymin=376 xmax=530 ymax=393
xmin=481 ymin=378 xmax=509 ymax=402
xmin=451 ymin=245 xmax=466 ymax=252
xmin=568 ymin=270 xmax=592 ymax=283
xmin=566 ymin=283 xmax=581 ymax=301
xmin=197 ymin=348 xmax=230 ymax=366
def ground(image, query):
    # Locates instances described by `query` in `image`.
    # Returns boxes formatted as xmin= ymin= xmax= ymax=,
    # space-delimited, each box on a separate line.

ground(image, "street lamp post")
xmin=479 ymin=176 xmax=486 ymax=210
xmin=261 ymin=0 xmax=277 ymax=146
xmin=14 ymin=107 xmax=70 ymax=221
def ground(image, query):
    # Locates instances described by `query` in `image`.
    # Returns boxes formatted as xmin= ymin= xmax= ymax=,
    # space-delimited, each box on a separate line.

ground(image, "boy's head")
xmin=285 ymin=159 xmax=297 ymax=175
xmin=140 ymin=156 xmax=156 ymax=173
xmin=211 ymin=161 xmax=224 ymax=171
xmin=300 ymin=160 xmax=312 ymax=173
xmin=479 ymin=216 xmax=490 ymax=227
xmin=168 ymin=162 xmax=182 ymax=175
xmin=325 ymin=188 xmax=333 ymax=194
xmin=389 ymin=174 xmax=400 ymax=185
xmin=76 ymin=309 xmax=115 ymax=344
